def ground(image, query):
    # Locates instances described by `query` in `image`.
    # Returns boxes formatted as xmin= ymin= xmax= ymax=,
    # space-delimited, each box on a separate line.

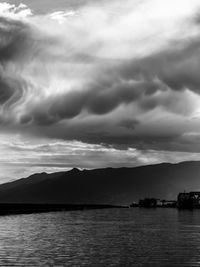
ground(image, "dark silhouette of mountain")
xmin=0 ymin=161 xmax=200 ymax=205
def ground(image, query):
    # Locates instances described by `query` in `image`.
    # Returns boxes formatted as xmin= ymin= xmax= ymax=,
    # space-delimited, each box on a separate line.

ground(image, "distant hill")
xmin=0 ymin=161 xmax=200 ymax=205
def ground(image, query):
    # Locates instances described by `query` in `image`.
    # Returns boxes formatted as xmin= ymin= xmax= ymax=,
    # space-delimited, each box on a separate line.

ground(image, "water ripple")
xmin=0 ymin=209 xmax=199 ymax=266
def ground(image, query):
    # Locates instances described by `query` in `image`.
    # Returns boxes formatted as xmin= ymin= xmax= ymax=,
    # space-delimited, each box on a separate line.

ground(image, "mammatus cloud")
xmin=1 ymin=0 xmax=200 ymax=181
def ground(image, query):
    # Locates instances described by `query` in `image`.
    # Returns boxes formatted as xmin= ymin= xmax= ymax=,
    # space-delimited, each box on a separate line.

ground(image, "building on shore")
xmin=177 ymin=192 xmax=200 ymax=209
xmin=159 ymin=199 xmax=177 ymax=207
xmin=137 ymin=198 xmax=177 ymax=208
xmin=139 ymin=198 xmax=158 ymax=208
xmin=130 ymin=191 xmax=200 ymax=209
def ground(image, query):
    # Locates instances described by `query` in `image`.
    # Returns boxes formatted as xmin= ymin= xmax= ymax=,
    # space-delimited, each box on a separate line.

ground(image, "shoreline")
xmin=0 ymin=203 xmax=127 ymax=216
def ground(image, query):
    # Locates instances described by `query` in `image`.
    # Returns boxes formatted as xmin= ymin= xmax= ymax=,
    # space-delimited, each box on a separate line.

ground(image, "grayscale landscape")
xmin=0 ymin=0 xmax=200 ymax=266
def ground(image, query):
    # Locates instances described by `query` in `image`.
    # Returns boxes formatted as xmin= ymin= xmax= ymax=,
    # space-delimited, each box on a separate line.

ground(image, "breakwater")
xmin=0 ymin=203 xmax=126 ymax=215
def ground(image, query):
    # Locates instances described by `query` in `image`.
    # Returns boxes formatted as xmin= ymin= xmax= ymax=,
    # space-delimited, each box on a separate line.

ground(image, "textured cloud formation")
xmin=1 ymin=0 xmax=200 ymax=155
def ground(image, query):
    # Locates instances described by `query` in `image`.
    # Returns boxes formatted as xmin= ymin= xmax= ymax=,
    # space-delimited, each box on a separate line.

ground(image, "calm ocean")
xmin=0 ymin=208 xmax=199 ymax=266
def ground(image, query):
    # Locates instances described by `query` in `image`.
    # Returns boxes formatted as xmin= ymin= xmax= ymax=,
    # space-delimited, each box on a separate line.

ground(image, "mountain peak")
xmin=69 ymin=168 xmax=80 ymax=173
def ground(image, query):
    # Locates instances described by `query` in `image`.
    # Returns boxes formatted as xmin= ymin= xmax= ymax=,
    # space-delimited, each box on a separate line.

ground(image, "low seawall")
xmin=0 ymin=203 xmax=126 ymax=216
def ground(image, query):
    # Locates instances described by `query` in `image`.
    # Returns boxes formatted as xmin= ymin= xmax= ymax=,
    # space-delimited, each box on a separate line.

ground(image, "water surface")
xmin=0 ymin=208 xmax=200 ymax=266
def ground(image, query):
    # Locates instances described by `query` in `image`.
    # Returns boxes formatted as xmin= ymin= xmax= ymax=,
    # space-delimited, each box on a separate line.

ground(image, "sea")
xmin=0 ymin=208 xmax=200 ymax=266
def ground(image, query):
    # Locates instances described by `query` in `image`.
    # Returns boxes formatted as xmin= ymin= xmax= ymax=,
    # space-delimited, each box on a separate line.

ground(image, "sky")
xmin=1 ymin=0 xmax=200 ymax=182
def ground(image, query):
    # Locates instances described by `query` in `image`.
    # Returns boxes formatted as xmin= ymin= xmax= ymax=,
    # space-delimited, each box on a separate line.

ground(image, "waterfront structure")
xmin=131 ymin=191 xmax=200 ymax=209
xmin=137 ymin=198 xmax=177 ymax=208
xmin=139 ymin=198 xmax=158 ymax=207
xmin=159 ymin=200 xmax=177 ymax=207
xmin=177 ymin=192 xmax=200 ymax=209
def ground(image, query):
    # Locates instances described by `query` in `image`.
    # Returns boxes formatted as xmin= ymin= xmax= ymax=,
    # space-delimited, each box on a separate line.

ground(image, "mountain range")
xmin=0 ymin=161 xmax=200 ymax=205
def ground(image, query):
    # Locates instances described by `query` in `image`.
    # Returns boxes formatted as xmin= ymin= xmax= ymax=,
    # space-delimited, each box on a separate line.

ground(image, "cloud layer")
xmin=1 ymin=0 xmax=200 ymax=180
xmin=1 ymin=134 xmax=200 ymax=182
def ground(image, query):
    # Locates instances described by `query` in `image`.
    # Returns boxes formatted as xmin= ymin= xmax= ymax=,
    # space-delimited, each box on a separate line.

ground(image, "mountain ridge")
xmin=0 ymin=161 xmax=200 ymax=205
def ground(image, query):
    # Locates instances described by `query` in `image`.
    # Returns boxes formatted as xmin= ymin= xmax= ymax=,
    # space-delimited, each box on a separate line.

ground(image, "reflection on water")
xmin=0 ymin=208 xmax=199 ymax=266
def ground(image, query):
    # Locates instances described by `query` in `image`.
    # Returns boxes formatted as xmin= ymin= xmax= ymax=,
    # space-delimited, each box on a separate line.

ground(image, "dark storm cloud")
xmin=4 ymin=38 xmax=200 ymax=152
xmin=29 ymin=78 xmax=162 ymax=126
xmin=122 ymin=39 xmax=200 ymax=94
xmin=22 ymin=115 xmax=187 ymax=153
xmin=1 ymin=0 xmax=200 ymax=155
xmin=23 ymin=38 xmax=200 ymax=130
